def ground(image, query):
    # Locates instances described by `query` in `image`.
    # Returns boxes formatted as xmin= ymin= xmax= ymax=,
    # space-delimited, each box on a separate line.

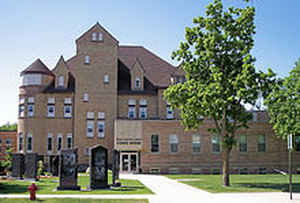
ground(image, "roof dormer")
xmin=130 ymin=58 xmax=145 ymax=91
xmin=75 ymin=22 xmax=119 ymax=55
xmin=52 ymin=55 xmax=69 ymax=88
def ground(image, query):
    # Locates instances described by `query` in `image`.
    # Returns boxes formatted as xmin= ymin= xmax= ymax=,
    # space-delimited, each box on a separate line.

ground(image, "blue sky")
xmin=0 ymin=0 xmax=299 ymax=125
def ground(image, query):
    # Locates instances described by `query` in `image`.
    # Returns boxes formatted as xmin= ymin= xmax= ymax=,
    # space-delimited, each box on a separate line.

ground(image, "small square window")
xmin=104 ymin=74 xmax=109 ymax=84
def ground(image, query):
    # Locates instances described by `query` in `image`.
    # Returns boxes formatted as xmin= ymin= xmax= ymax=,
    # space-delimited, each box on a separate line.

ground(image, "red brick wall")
xmin=0 ymin=131 xmax=17 ymax=160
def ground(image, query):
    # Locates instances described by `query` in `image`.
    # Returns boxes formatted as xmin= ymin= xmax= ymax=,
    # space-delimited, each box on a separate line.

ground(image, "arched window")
xmin=135 ymin=77 xmax=140 ymax=89
xmin=58 ymin=75 xmax=64 ymax=87
xmin=92 ymin=32 xmax=97 ymax=41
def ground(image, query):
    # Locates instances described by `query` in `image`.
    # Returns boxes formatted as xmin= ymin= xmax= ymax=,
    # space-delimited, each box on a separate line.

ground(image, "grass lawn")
xmin=166 ymin=174 xmax=300 ymax=193
xmin=0 ymin=199 xmax=148 ymax=203
xmin=0 ymin=173 xmax=153 ymax=195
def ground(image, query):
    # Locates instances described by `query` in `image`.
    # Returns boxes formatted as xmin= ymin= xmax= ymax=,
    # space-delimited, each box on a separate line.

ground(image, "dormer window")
xmin=58 ymin=75 xmax=64 ymax=87
xmin=85 ymin=56 xmax=90 ymax=64
xmin=92 ymin=32 xmax=97 ymax=41
xmin=98 ymin=32 xmax=103 ymax=41
xmin=135 ymin=77 xmax=140 ymax=89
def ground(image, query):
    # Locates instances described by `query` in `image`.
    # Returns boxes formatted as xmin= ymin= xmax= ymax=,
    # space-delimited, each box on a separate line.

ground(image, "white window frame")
xmin=98 ymin=32 xmax=103 ymax=41
xmin=19 ymin=97 xmax=25 ymax=104
xmin=64 ymin=105 xmax=72 ymax=118
xmin=128 ymin=106 xmax=136 ymax=118
xmin=18 ymin=133 xmax=23 ymax=153
xmin=28 ymin=97 xmax=34 ymax=103
xmin=84 ymin=55 xmax=90 ymax=64
xmin=27 ymin=133 xmax=33 ymax=153
xmin=58 ymin=75 xmax=64 ymax=87
xmin=64 ymin=98 xmax=72 ymax=104
xmin=135 ymin=77 xmax=140 ymax=89
xmin=139 ymin=107 xmax=147 ymax=119
xmin=83 ymin=93 xmax=89 ymax=102
xmin=22 ymin=74 xmax=42 ymax=86
xmin=212 ymin=135 xmax=221 ymax=153
xmin=104 ymin=74 xmax=109 ymax=84
xmin=98 ymin=112 xmax=105 ymax=120
xmin=19 ymin=105 xmax=25 ymax=117
xmin=27 ymin=104 xmax=34 ymax=117
xmin=67 ymin=133 xmax=72 ymax=149
xmin=169 ymin=134 xmax=179 ymax=153
xmin=87 ymin=112 xmax=95 ymax=119
xmin=86 ymin=120 xmax=94 ymax=137
xmin=97 ymin=121 xmax=105 ymax=138
xmin=192 ymin=134 xmax=201 ymax=153
xmin=166 ymin=104 xmax=174 ymax=119
xmin=47 ymin=133 xmax=53 ymax=153
xmin=239 ymin=135 xmax=248 ymax=153
xmin=47 ymin=105 xmax=55 ymax=118
xmin=57 ymin=134 xmax=63 ymax=152
xmin=92 ymin=32 xmax=97 ymax=41
xmin=48 ymin=98 xmax=55 ymax=104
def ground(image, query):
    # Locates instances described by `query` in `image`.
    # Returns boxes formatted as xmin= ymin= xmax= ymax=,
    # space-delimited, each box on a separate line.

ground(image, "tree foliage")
xmin=265 ymin=59 xmax=300 ymax=139
xmin=0 ymin=122 xmax=17 ymax=131
xmin=0 ymin=147 xmax=13 ymax=173
xmin=164 ymin=0 xmax=276 ymax=186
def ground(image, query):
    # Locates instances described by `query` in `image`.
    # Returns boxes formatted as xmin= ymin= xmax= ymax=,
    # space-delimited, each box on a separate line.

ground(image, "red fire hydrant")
xmin=27 ymin=183 xmax=38 ymax=200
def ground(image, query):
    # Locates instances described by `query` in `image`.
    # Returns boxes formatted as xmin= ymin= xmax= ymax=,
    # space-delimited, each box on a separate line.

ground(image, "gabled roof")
xmin=52 ymin=55 xmax=69 ymax=73
xmin=118 ymin=46 xmax=176 ymax=87
xmin=21 ymin=59 xmax=54 ymax=76
xmin=75 ymin=22 xmax=119 ymax=44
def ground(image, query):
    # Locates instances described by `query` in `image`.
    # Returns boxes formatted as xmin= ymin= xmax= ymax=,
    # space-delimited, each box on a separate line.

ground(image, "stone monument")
xmin=57 ymin=149 xmax=80 ymax=190
xmin=89 ymin=145 xmax=109 ymax=189
xmin=11 ymin=153 xmax=25 ymax=179
xmin=112 ymin=149 xmax=120 ymax=185
xmin=24 ymin=153 xmax=38 ymax=180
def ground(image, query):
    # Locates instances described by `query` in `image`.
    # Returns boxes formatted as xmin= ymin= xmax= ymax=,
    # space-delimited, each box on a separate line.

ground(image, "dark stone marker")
xmin=89 ymin=145 xmax=109 ymax=189
xmin=24 ymin=153 xmax=38 ymax=180
xmin=11 ymin=153 xmax=25 ymax=179
xmin=112 ymin=149 xmax=120 ymax=185
xmin=57 ymin=149 xmax=80 ymax=190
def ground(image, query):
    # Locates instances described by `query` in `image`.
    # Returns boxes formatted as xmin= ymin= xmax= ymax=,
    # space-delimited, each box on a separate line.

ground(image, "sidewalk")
xmin=1 ymin=174 xmax=300 ymax=203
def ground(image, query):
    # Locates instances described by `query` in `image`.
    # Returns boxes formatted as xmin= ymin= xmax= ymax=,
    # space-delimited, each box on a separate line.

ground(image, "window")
xmin=240 ymin=168 xmax=248 ymax=174
xmin=64 ymin=98 xmax=72 ymax=104
xmin=98 ymin=112 xmax=105 ymax=120
xmin=6 ymin=139 xmax=11 ymax=145
xmin=150 ymin=168 xmax=160 ymax=174
xmin=166 ymin=102 xmax=174 ymax=119
xmin=295 ymin=135 xmax=300 ymax=151
xmin=27 ymin=104 xmax=34 ymax=117
xmin=252 ymin=112 xmax=257 ymax=122
xmin=57 ymin=134 xmax=62 ymax=151
xmin=87 ymin=112 xmax=95 ymax=119
xmin=47 ymin=134 xmax=53 ymax=152
xmin=192 ymin=168 xmax=202 ymax=174
xmin=22 ymin=74 xmax=42 ymax=86
xmin=192 ymin=134 xmax=201 ymax=153
xmin=212 ymin=135 xmax=220 ymax=153
xmin=67 ymin=134 xmax=72 ymax=149
xmin=27 ymin=133 xmax=33 ymax=152
xmin=104 ymin=74 xmax=109 ymax=84
xmin=135 ymin=78 xmax=140 ymax=89
xmin=18 ymin=133 xmax=23 ymax=152
xmin=257 ymin=135 xmax=266 ymax=152
xmin=128 ymin=99 xmax=136 ymax=119
xmin=169 ymin=134 xmax=179 ymax=153
xmin=47 ymin=105 xmax=55 ymax=117
xmin=84 ymin=56 xmax=90 ymax=64
xmin=28 ymin=97 xmax=34 ymax=103
xmin=86 ymin=120 xmax=94 ymax=137
xmin=139 ymin=99 xmax=147 ymax=119
xmin=98 ymin=32 xmax=103 ymax=41
xmin=92 ymin=32 xmax=97 ymax=41
xmin=259 ymin=168 xmax=267 ymax=174
xmin=19 ymin=105 xmax=25 ymax=117
xmin=98 ymin=121 xmax=105 ymax=138
xmin=239 ymin=135 xmax=247 ymax=152
xmin=58 ymin=75 xmax=64 ymax=87
xmin=64 ymin=105 xmax=72 ymax=118
xmin=19 ymin=97 xmax=25 ymax=104
xmin=151 ymin=135 xmax=159 ymax=153
xmin=84 ymin=93 xmax=89 ymax=102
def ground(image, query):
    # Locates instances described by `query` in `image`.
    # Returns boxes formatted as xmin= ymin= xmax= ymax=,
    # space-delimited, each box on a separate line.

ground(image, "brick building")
xmin=0 ymin=131 xmax=17 ymax=160
xmin=17 ymin=23 xmax=300 ymax=174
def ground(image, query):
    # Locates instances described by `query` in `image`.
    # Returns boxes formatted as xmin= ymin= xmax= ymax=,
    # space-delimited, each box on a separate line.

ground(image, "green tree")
xmin=265 ymin=59 xmax=300 ymax=140
xmin=0 ymin=147 xmax=13 ymax=174
xmin=0 ymin=122 xmax=17 ymax=131
xmin=164 ymin=0 xmax=276 ymax=186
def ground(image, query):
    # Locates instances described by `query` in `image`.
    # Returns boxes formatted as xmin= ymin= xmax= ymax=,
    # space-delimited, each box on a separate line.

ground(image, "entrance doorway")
xmin=120 ymin=152 xmax=138 ymax=173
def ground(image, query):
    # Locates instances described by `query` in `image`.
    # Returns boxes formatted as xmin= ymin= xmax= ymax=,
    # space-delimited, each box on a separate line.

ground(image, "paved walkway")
xmin=1 ymin=174 xmax=300 ymax=203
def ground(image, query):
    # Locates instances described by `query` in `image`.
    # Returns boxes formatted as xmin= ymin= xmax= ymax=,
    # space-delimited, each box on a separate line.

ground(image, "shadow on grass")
xmin=112 ymin=186 xmax=145 ymax=192
xmin=237 ymin=183 xmax=300 ymax=193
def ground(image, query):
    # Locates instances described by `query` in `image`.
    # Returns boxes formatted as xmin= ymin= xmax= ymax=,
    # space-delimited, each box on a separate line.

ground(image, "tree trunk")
xmin=222 ymin=147 xmax=231 ymax=187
